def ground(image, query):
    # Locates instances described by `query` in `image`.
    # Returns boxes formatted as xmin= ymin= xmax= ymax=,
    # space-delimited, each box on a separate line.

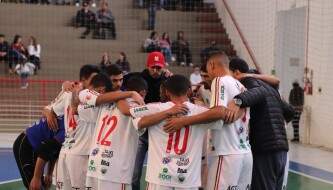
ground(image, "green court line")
xmin=1 ymin=171 xmax=333 ymax=190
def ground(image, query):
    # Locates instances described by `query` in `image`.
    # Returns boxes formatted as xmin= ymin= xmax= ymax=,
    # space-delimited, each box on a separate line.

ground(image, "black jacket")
xmin=289 ymin=86 xmax=304 ymax=107
xmin=235 ymin=77 xmax=289 ymax=154
xmin=141 ymin=69 xmax=168 ymax=103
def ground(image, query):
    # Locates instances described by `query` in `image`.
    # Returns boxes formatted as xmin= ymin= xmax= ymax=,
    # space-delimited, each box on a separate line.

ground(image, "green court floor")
xmin=1 ymin=171 xmax=333 ymax=190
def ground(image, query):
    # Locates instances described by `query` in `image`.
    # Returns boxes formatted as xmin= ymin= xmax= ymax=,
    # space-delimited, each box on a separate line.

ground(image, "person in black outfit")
xmin=289 ymin=81 xmax=304 ymax=142
xmin=76 ymin=1 xmax=96 ymax=39
xmin=0 ymin=34 xmax=10 ymax=73
xmin=200 ymin=41 xmax=220 ymax=64
xmin=115 ymin=52 xmax=130 ymax=75
xmin=147 ymin=0 xmax=157 ymax=30
xmin=172 ymin=31 xmax=192 ymax=66
xmin=95 ymin=1 xmax=117 ymax=39
xmin=131 ymin=51 xmax=171 ymax=190
xmin=228 ymin=58 xmax=289 ymax=190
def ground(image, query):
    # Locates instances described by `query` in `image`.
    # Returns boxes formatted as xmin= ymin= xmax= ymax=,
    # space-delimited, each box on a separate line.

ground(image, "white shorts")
xmin=207 ymin=153 xmax=253 ymax=190
xmin=146 ymin=183 xmax=198 ymax=190
xmin=86 ymin=176 xmax=132 ymax=190
xmin=56 ymin=152 xmax=89 ymax=190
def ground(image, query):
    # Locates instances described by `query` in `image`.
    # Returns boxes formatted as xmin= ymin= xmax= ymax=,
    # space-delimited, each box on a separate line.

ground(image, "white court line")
xmin=0 ymin=178 xmax=21 ymax=185
xmin=289 ymin=169 xmax=333 ymax=185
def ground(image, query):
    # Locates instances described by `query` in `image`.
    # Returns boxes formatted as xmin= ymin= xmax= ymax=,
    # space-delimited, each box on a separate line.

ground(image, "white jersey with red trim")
xmin=87 ymin=99 xmax=140 ymax=184
xmin=67 ymin=103 xmax=100 ymax=155
xmin=48 ymin=91 xmax=78 ymax=153
xmin=209 ymin=76 xmax=251 ymax=156
xmin=131 ymin=101 xmax=221 ymax=188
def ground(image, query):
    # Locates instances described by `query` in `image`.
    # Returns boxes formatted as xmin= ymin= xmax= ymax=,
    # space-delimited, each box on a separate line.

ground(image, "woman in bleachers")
xmin=172 ymin=31 xmax=192 ymax=67
xmin=159 ymin=32 xmax=174 ymax=66
xmin=27 ymin=36 xmax=41 ymax=72
xmin=8 ymin=35 xmax=27 ymax=74
xmin=115 ymin=51 xmax=130 ymax=75
xmin=143 ymin=31 xmax=160 ymax=53
xmin=99 ymin=52 xmax=112 ymax=71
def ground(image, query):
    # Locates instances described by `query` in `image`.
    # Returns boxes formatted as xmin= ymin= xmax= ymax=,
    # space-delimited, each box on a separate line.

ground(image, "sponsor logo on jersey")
xmin=162 ymin=156 xmax=171 ymax=164
xmin=220 ymin=86 xmax=225 ymax=100
xmin=178 ymin=174 xmax=185 ymax=183
xmin=133 ymin=106 xmax=148 ymax=113
xmin=227 ymin=185 xmax=239 ymax=190
xmin=101 ymin=168 xmax=107 ymax=175
xmin=239 ymin=139 xmax=247 ymax=149
xmin=158 ymin=168 xmax=171 ymax=181
xmin=101 ymin=150 xmax=113 ymax=158
xmin=176 ymin=157 xmax=189 ymax=166
xmin=101 ymin=159 xmax=110 ymax=166
xmin=177 ymin=168 xmax=187 ymax=174
xmin=88 ymin=160 xmax=96 ymax=171
xmin=83 ymin=104 xmax=95 ymax=109
xmin=91 ymin=148 xmax=99 ymax=156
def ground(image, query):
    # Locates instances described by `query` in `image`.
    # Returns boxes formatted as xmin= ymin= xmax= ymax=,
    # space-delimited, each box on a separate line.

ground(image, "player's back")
xmin=209 ymin=76 xmax=251 ymax=156
xmin=87 ymin=100 xmax=139 ymax=184
xmin=144 ymin=101 xmax=219 ymax=188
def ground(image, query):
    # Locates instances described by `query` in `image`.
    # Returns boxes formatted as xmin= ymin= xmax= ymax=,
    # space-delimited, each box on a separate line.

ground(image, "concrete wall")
xmin=214 ymin=0 xmax=333 ymax=149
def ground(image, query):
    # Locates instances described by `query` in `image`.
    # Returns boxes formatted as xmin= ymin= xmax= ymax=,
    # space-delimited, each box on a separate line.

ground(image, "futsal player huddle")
xmin=13 ymin=51 xmax=253 ymax=190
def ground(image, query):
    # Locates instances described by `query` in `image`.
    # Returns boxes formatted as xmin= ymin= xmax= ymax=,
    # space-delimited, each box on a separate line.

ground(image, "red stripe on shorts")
xmin=214 ymin=156 xmax=223 ymax=190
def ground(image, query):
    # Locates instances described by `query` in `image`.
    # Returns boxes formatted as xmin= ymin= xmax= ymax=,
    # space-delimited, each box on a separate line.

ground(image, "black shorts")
xmin=13 ymin=132 xmax=38 ymax=188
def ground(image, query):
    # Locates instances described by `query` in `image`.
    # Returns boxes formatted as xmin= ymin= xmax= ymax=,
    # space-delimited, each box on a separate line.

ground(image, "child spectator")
xmin=172 ymin=31 xmax=192 ymax=67
xmin=27 ymin=36 xmax=41 ymax=72
xmin=143 ymin=31 xmax=160 ymax=52
xmin=95 ymin=1 xmax=117 ymax=39
xmin=115 ymin=52 xmax=130 ymax=75
xmin=190 ymin=64 xmax=202 ymax=87
xmin=99 ymin=52 xmax=112 ymax=71
xmin=159 ymin=32 xmax=174 ymax=65
xmin=15 ymin=59 xmax=35 ymax=89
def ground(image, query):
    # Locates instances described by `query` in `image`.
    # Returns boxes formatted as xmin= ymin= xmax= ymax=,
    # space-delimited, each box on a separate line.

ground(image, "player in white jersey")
xmin=43 ymin=65 xmax=100 ymax=190
xmin=131 ymin=75 xmax=224 ymax=190
xmin=163 ymin=52 xmax=252 ymax=190
xmin=57 ymin=73 xmax=112 ymax=190
xmin=79 ymin=76 xmax=147 ymax=190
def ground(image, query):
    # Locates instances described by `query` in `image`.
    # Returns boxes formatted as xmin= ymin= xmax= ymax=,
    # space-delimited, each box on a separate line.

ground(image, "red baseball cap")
xmin=146 ymin=51 xmax=166 ymax=68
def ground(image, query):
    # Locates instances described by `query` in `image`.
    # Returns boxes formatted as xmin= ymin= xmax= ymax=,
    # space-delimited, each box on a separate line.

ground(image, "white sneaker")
xmin=75 ymin=2 xmax=79 ymax=6
xmin=171 ymin=56 xmax=176 ymax=62
xmin=189 ymin=63 xmax=194 ymax=67
xmin=92 ymin=3 xmax=96 ymax=7
xmin=180 ymin=62 xmax=185 ymax=67
xmin=165 ymin=62 xmax=169 ymax=66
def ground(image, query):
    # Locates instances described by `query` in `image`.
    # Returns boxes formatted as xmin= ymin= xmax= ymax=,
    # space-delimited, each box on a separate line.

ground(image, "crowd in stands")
xmin=0 ymin=34 xmax=42 ymax=88
xmin=143 ymin=30 xmax=217 ymax=67
xmin=75 ymin=1 xmax=116 ymax=40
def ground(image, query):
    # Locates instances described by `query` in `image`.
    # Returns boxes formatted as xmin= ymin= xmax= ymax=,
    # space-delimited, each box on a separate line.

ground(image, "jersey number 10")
xmin=166 ymin=126 xmax=190 ymax=155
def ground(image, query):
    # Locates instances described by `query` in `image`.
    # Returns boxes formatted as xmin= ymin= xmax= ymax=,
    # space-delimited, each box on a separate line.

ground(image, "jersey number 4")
xmin=97 ymin=115 xmax=118 ymax=146
xmin=166 ymin=126 xmax=190 ymax=155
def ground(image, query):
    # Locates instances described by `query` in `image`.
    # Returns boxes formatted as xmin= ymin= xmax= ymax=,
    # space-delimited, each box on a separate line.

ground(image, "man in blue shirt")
xmin=13 ymin=116 xmax=65 ymax=190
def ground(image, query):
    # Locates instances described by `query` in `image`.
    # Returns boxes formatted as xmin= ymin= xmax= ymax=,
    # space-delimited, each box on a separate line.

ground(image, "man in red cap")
xmin=132 ymin=51 xmax=172 ymax=190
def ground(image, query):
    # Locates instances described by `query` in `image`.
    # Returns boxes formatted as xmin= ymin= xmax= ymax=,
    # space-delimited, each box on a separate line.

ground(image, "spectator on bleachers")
xmin=144 ymin=31 xmax=160 ymax=52
xmin=159 ymin=32 xmax=174 ymax=65
xmin=11 ymin=35 xmax=27 ymax=56
xmin=0 ymin=34 xmax=10 ymax=72
xmin=76 ymin=1 xmax=97 ymax=39
xmin=99 ymin=52 xmax=112 ymax=71
xmin=190 ymin=64 xmax=202 ymax=86
xmin=147 ymin=0 xmax=158 ymax=30
xmin=14 ymin=58 xmax=35 ymax=89
xmin=180 ymin=0 xmax=203 ymax=11
xmin=115 ymin=52 xmax=130 ymax=75
xmin=172 ymin=31 xmax=192 ymax=67
xmin=27 ymin=36 xmax=41 ymax=72
xmin=95 ymin=1 xmax=117 ymax=39
xmin=8 ymin=35 xmax=27 ymax=74
xmin=200 ymin=40 xmax=220 ymax=64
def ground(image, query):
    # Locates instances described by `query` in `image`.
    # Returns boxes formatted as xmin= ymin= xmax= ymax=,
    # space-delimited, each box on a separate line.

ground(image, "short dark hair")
xmin=79 ymin=64 xmax=100 ymax=80
xmin=229 ymin=58 xmax=249 ymax=73
xmin=0 ymin=34 xmax=5 ymax=38
xmin=90 ymin=73 xmax=113 ymax=92
xmin=125 ymin=76 xmax=148 ymax=93
xmin=104 ymin=64 xmax=122 ymax=76
xmin=164 ymin=75 xmax=191 ymax=97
